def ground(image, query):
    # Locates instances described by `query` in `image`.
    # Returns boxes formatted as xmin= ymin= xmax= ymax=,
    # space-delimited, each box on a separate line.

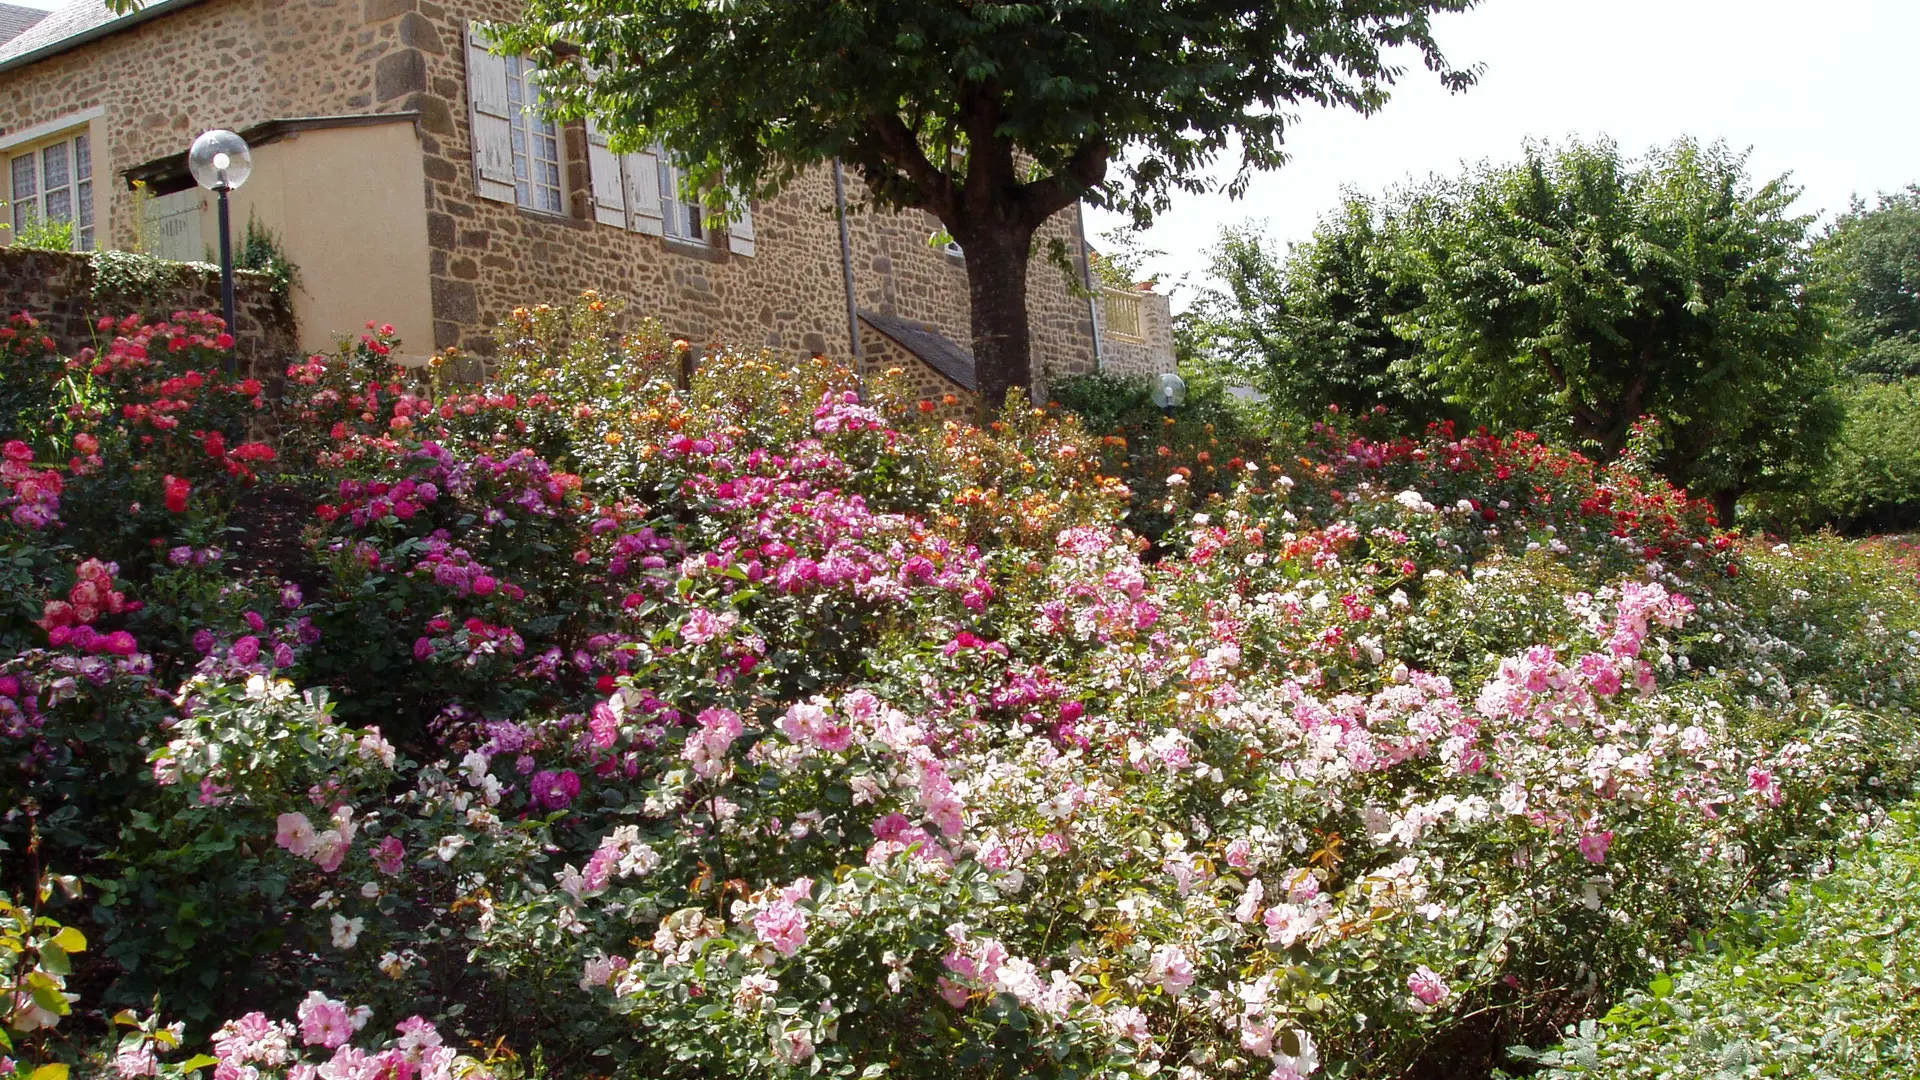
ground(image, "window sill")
xmin=513 ymin=205 xmax=590 ymax=230
xmin=660 ymin=236 xmax=728 ymax=263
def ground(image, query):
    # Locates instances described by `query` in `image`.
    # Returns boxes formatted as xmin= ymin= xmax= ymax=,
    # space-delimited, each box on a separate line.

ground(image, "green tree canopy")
xmin=495 ymin=0 xmax=1479 ymax=411
xmin=1194 ymin=138 xmax=1841 ymax=521
xmin=1402 ymin=138 xmax=1838 ymax=517
xmin=1818 ymin=185 xmax=1920 ymax=378
xmin=1186 ymin=200 xmax=1454 ymax=429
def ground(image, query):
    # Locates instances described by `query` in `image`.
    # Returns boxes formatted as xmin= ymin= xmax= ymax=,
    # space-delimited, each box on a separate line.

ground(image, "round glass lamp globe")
xmin=1150 ymin=371 xmax=1188 ymax=410
xmin=188 ymin=129 xmax=252 ymax=191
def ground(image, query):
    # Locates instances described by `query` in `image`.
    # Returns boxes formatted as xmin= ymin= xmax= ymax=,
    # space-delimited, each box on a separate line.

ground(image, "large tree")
xmin=1188 ymin=138 xmax=1841 ymax=521
xmin=496 ymin=0 xmax=1478 ymax=410
xmin=1397 ymin=138 xmax=1839 ymax=519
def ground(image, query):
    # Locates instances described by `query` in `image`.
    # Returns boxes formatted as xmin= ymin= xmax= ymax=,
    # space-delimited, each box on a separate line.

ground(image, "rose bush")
xmin=1 ymin=293 xmax=1916 ymax=1079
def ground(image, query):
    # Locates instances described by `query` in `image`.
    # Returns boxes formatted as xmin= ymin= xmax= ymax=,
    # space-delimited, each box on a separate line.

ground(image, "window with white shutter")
xmin=504 ymin=55 xmax=563 ymax=213
xmin=577 ymin=127 xmax=754 ymax=255
xmin=467 ymin=26 xmax=563 ymax=214
xmin=466 ymin=25 xmax=516 ymax=204
xmin=584 ymin=118 xmax=627 ymax=228
xmin=656 ymin=155 xmax=704 ymax=242
xmin=621 ymin=145 xmax=665 ymax=236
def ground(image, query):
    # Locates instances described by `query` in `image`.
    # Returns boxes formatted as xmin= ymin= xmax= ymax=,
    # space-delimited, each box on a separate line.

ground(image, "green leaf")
xmin=37 ymin=942 xmax=69 ymax=976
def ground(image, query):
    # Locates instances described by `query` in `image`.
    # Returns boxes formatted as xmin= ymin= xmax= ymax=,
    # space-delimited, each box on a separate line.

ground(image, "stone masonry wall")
xmin=0 ymin=247 xmax=297 ymax=368
xmin=407 ymin=0 xmax=1096 ymax=386
xmin=1 ymin=0 xmax=1100 ymax=387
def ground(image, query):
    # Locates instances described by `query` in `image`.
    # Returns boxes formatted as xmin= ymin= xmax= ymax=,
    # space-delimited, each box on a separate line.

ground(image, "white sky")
xmin=1083 ymin=0 xmax=1920 ymax=307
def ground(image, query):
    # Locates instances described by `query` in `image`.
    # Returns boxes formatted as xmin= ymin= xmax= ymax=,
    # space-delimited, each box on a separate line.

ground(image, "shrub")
xmin=1514 ymin=805 xmax=1920 ymax=1079
xmin=1049 ymin=370 xmax=1269 ymax=539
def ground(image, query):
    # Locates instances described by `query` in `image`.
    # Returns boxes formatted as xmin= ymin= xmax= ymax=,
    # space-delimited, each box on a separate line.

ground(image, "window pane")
xmin=11 ymin=202 xmax=31 ymax=235
xmin=77 ymin=179 xmax=93 ymax=228
xmin=41 ymin=141 xmax=68 ymax=190
xmin=44 ymin=187 xmax=71 ymax=223
xmin=11 ymin=154 xmax=35 ymax=199
xmin=73 ymin=133 xmax=90 ymax=181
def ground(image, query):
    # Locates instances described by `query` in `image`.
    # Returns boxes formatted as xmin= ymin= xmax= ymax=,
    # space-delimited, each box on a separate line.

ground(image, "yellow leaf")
xmin=51 ymin=927 xmax=86 ymax=953
xmin=31 ymin=1064 xmax=71 ymax=1080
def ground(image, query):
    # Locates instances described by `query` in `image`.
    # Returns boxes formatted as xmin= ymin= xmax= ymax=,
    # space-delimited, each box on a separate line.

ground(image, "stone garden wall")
xmin=0 ymin=248 xmax=297 ymax=369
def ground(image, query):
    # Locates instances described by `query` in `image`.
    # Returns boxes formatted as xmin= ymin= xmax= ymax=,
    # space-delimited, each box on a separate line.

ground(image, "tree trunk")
xmin=958 ymin=225 xmax=1035 ymax=418
xmin=1712 ymin=488 xmax=1739 ymax=529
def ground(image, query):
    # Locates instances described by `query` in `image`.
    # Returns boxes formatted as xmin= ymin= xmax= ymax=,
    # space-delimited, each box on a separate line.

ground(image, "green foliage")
xmin=1186 ymin=205 xmax=1455 ymax=430
xmin=1193 ymin=139 xmax=1844 ymax=516
xmin=1818 ymin=184 xmax=1920 ymax=379
xmin=1514 ymin=806 xmax=1920 ymax=1079
xmin=10 ymin=214 xmax=75 ymax=252
xmin=234 ymin=213 xmax=299 ymax=303
xmin=87 ymin=250 xmax=187 ymax=309
xmin=494 ymin=0 xmax=1479 ymax=397
xmin=1815 ymin=378 xmax=1920 ymax=530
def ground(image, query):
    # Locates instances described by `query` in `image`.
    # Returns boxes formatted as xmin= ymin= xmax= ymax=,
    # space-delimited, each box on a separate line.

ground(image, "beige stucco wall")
xmin=214 ymin=120 xmax=433 ymax=357
xmin=0 ymin=0 xmax=1100 ymax=387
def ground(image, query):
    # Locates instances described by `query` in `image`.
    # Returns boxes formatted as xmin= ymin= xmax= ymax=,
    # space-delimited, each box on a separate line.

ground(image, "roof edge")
xmin=0 ymin=0 xmax=210 ymax=76
xmin=857 ymin=308 xmax=979 ymax=393
xmin=124 ymin=111 xmax=421 ymax=185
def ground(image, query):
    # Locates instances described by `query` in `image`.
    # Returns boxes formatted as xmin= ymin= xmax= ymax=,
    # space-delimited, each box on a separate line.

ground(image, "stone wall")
xmin=0 ymin=247 xmax=297 ymax=367
xmin=1 ymin=0 xmax=1101 ymax=388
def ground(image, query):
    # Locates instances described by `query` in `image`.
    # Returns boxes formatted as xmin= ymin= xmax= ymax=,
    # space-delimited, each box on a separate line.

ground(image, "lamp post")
xmin=1151 ymin=371 xmax=1188 ymax=418
xmin=187 ymin=129 xmax=252 ymax=373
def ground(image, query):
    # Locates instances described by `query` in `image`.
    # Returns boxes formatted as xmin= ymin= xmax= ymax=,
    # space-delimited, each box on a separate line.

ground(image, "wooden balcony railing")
xmin=1100 ymin=286 xmax=1146 ymax=344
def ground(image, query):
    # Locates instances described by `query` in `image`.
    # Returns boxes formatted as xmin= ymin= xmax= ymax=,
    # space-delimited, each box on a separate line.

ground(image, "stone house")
xmin=0 ymin=0 xmax=1176 ymax=399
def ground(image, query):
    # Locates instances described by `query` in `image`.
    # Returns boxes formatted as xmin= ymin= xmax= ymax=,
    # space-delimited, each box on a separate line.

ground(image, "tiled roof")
xmin=0 ymin=0 xmax=205 ymax=72
xmin=0 ymin=3 xmax=48 ymax=46
xmin=858 ymin=309 xmax=977 ymax=392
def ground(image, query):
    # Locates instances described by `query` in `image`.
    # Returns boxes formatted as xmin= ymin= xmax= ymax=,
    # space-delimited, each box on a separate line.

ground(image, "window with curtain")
xmin=8 ymin=129 xmax=93 ymax=250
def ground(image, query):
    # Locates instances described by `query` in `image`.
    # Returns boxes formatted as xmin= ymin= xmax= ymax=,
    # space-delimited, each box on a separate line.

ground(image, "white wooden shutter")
xmin=725 ymin=198 xmax=756 ymax=256
xmin=585 ymin=117 xmax=628 ymax=227
xmin=656 ymin=155 xmax=686 ymax=239
xmin=623 ymin=146 xmax=664 ymax=236
xmin=467 ymin=25 xmax=516 ymax=203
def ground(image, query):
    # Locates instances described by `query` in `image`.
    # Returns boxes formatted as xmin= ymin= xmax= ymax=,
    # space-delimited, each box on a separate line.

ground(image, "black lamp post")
xmin=187 ymin=129 xmax=252 ymax=373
